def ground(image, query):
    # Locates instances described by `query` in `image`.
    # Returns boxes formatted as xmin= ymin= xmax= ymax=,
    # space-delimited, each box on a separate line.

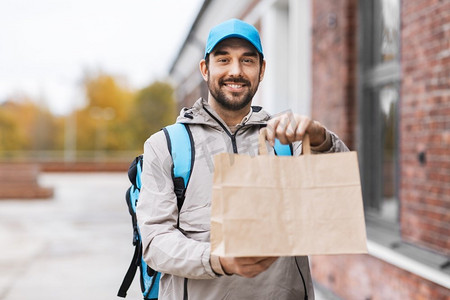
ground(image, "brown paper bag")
xmin=210 ymin=129 xmax=367 ymax=257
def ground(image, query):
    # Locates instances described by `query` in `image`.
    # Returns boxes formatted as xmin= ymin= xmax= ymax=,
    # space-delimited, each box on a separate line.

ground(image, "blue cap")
xmin=204 ymin=19 xmax=263 ymax=59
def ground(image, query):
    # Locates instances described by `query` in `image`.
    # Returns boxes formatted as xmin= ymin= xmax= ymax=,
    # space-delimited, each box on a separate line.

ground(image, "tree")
xmin=131 ymin=81 xmax=177 ymax=148
xmin=76 ymin=72 xmax=135 ymax=152
xmin=0 ymin=98 xmax=64 ymax=154
xmin=0 ymin=102 xmax=27 ymax=151
xmin=0 ymin=72 xmax=177 ymax=160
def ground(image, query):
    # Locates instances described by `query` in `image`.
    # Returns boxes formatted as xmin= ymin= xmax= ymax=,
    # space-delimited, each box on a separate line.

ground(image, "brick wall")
xmin=400 ymin=0 xmax=450 ymax=255
xmin=0 ymin=164 xmax=53 ymax=199
xmin=311 ymin=255 xmax=450 ymax=300
xmin=311 ymin=0 xmax=450 ymax=298
xmin=311 ymin=0 xmax=358 ymax=149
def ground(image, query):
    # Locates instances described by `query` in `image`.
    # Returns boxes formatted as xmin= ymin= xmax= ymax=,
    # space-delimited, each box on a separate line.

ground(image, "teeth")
xmin=227 ymin=84 xmax=242 ymax=88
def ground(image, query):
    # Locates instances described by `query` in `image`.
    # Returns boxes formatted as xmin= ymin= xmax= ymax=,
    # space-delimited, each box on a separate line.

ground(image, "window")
xmin=359 ymin=0 xmax=400 ymax=224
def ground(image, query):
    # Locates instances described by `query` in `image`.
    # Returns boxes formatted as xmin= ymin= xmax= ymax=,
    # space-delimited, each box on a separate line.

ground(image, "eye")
xmin=217 ymin=57 xmax=229 ymax=63
xmin=242 ymin=58 xmax=255 ymax=64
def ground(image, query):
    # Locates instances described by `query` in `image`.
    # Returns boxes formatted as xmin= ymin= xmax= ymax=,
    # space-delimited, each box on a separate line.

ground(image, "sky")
xmin=0 ymin=0 xmax=204 ymax=115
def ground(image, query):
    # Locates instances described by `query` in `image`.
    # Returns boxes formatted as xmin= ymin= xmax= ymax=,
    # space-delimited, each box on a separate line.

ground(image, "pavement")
xmin=0 ymin=172 xmax=337 ymax=300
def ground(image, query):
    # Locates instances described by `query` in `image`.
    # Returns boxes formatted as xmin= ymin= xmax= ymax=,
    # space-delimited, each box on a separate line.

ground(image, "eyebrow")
xmin=212 ymin=50 xmax=258 ymax=57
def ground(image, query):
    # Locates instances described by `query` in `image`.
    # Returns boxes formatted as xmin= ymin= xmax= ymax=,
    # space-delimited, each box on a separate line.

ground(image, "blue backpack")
xmin=118 ymin=123 xmax=292 ymax=299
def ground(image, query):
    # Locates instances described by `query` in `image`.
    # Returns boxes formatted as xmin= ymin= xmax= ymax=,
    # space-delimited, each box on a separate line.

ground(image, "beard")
xmin=207 ymin=75 xmax=259 ymax=111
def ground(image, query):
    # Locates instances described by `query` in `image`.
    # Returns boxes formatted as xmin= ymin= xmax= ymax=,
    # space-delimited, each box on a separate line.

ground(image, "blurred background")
xmin=0 ymin=0 xmax=201 ymax=167
xmin=0 ymin=0 xmax=449 ymax=299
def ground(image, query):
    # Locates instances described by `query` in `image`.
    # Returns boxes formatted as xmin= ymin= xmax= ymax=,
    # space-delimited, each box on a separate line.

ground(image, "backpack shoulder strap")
xmin=162 ymin=123 xmax=195 ymax=213
xmin=273 ymin=139 xmax=293 ymax=156
xmin=127 ymin=155 xmax=143 ymax=189
xmin=117 ymin=155 xmax=145 ymax=298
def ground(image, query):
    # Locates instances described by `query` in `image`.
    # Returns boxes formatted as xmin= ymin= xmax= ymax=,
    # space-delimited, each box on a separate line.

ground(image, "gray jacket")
xmin=136 ymin=98 xmax=349 ymax=300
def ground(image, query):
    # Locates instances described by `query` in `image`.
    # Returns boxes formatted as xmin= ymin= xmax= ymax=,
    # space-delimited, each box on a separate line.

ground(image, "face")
xmin=200 ymin=38 xmax=265 ymax=111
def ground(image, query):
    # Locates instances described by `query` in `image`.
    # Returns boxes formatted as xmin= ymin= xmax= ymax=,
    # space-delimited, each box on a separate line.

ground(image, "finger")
xmin=306 ymin=120 xmax=326 ymax=146
xmin=234 ymin=256 xmax=275 ymax=266
xmin=284 ymin=111 xmax=297 ymax=138
xmin=252 ymin=256 xmax=277 ymax=265
xmin=254 ymin=257 xmax=278 ymax=268
xmin=285 ymin=114 xmax=297 ymax=144
xmin=239 ymin=257 xmax=278 ymax=278
xmin=259 ymin=257 xmax=278 ymax=270
xmin=234 ymin=257 xmax=265 ymax=265
xmin=266 ymin=118 xmax=280 ymax=146
xmin=275 ymin=115 xmax=291 ymax=145
xmin=293 ymin=115 xmax=304 ymax=140
xmin=295 ymin=117 xmax=312 ymax=141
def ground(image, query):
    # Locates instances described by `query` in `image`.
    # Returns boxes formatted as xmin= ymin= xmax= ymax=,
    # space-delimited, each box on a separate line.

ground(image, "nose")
xmin=228 ymin=60 xmax=243 ymax=77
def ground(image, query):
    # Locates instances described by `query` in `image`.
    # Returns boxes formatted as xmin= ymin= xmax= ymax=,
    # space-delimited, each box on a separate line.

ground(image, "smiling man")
xmin=137 ymin=18 xmax=349 ymax=300
xmin=202 ymin=37 xmax=264 ymax=106
xmin=200 ymin=37 xmax=265 ymax=127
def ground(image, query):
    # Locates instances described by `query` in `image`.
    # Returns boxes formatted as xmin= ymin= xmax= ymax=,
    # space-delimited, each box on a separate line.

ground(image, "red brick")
xmin=311 ymin=255 xmax=450 ymax=300
xmin=310 ymin=0 xmax=449 ymax=297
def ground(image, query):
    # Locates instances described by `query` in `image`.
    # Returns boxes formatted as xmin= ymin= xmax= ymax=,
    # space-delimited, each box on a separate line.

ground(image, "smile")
xmin=225 ymin=83 xmax=244 ymax=89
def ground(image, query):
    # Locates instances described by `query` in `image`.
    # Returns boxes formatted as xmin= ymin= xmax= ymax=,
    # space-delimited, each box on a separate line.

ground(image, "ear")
xmin=199 ymin=59 xmax=208 ymax=82
xmin=259 ymin=59 xmax=266 ymax=82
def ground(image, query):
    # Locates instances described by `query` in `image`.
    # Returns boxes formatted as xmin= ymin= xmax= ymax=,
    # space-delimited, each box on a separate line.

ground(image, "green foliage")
xmin=131 ymin=81 xmax=177 ymax=147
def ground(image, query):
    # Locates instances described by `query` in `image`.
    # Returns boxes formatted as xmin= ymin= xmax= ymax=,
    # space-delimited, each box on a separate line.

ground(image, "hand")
xmin=266 ymin=112 xmax=326 ymax=146
xmin=219 ymin=256 xmax=278 ymax=278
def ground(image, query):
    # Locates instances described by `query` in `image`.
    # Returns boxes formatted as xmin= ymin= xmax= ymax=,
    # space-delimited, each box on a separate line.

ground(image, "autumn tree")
xmin=0 ymin=72 xmax=177 ymax=160
xmin=0 ymin=98 xmax=64 ymax=155
xmin=130 ymin=81 xmax=177 ymax=148
xmin=0 ymin=102 xmax=27 ymax=152
xmin=76 ymin=72 xmax=135 ymax=152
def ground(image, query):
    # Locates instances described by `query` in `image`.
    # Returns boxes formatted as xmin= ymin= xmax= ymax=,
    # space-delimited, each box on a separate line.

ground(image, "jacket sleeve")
xmin=293 ymin=129 xmax=349 ymax=156
xmin=136 ymin=131 xmax=217 ymax=280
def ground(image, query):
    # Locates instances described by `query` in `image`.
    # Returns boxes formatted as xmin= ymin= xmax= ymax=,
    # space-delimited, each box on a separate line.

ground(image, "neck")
xmin=208 ymin=97 xmax=251 ymax=127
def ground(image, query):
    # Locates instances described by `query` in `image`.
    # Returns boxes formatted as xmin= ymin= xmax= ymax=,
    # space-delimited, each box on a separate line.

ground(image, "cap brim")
xmin=204 ymin=34 xmax=263 ymax=58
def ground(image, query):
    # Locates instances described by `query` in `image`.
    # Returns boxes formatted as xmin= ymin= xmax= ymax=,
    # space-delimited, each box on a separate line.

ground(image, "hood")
xmin=176 ymin=98 xmax=271 ymax=131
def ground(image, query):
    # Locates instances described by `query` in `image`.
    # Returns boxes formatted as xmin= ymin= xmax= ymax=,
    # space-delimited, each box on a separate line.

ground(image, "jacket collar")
xmin=176 ymin=98 xmax=271 ymax=132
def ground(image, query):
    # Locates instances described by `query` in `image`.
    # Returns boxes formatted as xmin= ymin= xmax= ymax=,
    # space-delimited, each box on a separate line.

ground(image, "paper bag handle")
xmin=258 ymin=128 xmax=269 ymax=155
xmin=258 ymin=128 xmax=311 ymax=155
xmin=302 ymin=134 xmax=311 ymax=155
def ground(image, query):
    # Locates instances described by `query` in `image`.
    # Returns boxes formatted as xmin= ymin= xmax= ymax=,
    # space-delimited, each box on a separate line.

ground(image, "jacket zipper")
xmin=180 ymin=106 xmax=242 ymax=299
xmin=203 ymin=106 xmax=255 ymax=154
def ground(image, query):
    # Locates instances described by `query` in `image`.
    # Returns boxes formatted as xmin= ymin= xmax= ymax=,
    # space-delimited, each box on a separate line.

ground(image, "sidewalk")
xmin=0 ymin=173 xmax=142 ymax=300
xmin=0 ymin=172 xmax=337 ymax=300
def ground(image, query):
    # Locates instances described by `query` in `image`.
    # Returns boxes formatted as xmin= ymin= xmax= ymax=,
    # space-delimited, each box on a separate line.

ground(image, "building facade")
xmin=169 ymin=0 xmax=450 ymax=299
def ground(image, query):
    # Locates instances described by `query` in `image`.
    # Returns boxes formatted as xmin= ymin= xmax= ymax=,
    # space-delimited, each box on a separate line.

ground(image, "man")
xmin=137 ymin=18 xmax=348 ymax=300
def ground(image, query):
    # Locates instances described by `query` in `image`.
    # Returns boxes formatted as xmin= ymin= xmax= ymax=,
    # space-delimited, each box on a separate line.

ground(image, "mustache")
xmin=219 ymin=77 xmax=251 ymax=86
